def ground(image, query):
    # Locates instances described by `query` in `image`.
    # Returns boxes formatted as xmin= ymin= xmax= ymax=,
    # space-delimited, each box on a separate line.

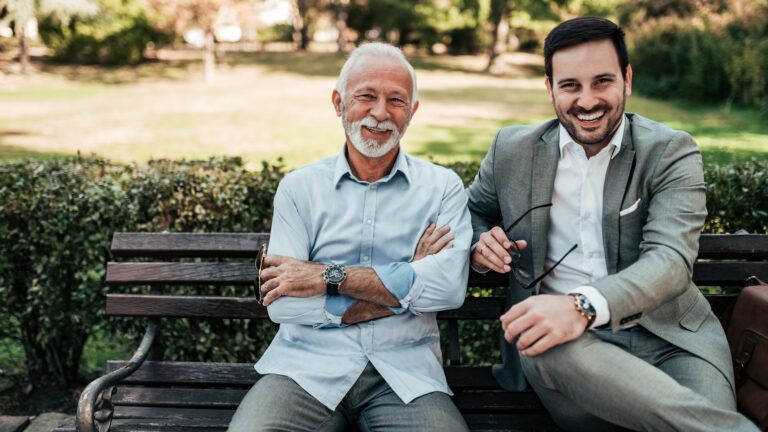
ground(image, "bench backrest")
xmin=105 ymin=233 xmax=768 ymax=364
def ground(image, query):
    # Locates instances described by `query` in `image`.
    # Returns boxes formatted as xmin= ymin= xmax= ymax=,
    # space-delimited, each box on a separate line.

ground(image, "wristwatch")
xmin=569 ymin=293 xmax=597 ymax=329
xmin=322 ymin=264 xmax=347 ymax=295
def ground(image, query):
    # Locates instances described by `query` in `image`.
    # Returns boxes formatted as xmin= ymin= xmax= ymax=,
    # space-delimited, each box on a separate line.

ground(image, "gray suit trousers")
xmin=520 ymin=326 xmax=759 ymax=431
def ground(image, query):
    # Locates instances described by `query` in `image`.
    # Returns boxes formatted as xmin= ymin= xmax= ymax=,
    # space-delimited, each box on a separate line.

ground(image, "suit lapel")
xmin=531 ymin=125 xmax=559 ymax=293
xmin=602 ymin=118 xmax=636 ymax=275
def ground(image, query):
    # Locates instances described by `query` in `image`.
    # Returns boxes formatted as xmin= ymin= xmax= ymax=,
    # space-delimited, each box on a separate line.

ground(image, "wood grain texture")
xmin=106 ymin=263 xmax=257 ymax=285
xmin=106 ymin=361 xmax=501 ymax=389
xmin=111 ymin=233 xmax=269 ymax=258
xmin=104 ymin=294 xmax=735 ymax=319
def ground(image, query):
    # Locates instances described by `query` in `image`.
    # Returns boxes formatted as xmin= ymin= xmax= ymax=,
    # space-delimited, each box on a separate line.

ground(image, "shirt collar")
xmin=333 ymin=144 xmax=412 ymax=187
xmin=558 ymin=114 xmax=626 ymax=160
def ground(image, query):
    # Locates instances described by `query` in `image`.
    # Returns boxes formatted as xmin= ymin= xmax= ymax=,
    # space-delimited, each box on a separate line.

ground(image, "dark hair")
xmin=544 ymin=17 xmax=628 ymax=84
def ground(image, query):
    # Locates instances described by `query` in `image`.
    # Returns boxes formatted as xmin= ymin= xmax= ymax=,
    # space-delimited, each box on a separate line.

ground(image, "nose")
xmin=369 ymin=98 xmax=389 ymax=121
xmin=577 ymin=88 xmax=599 ymax=111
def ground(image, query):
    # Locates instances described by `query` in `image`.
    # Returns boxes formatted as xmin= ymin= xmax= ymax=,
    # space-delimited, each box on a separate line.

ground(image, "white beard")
xmin=342 ymin=108 xmax=408 ymax=158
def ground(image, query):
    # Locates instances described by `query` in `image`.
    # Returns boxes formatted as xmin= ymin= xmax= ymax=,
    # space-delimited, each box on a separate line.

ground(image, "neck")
xmin=345 ymin=143 xmax=399 ymax=183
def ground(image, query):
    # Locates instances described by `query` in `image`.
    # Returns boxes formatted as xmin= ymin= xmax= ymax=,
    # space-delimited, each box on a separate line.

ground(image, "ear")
xmin=332 ymin=90 xmax=343 ymax=117
xmin=624 ymin=64 xmax=633 ymax=97
xmin=411 ymin=100 xmax=420 ymax=116
xmin=544 ymin=76 xmax=553 ymax=100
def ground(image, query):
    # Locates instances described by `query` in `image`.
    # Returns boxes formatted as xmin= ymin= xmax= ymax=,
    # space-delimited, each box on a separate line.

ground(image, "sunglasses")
xmin=255 ymin=243 xmax=267 ymax=304
xmin=504 ymin=203 xmax=578 ymax=290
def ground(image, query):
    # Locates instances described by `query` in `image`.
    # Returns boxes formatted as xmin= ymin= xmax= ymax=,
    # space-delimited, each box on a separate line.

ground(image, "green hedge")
xmin=631 ymin=19 xmax=768 ymax=115
xmin=38 ymin=0 xmax=171 ymax=65
xmin=1 ymin=156 xmax=766 ymax=385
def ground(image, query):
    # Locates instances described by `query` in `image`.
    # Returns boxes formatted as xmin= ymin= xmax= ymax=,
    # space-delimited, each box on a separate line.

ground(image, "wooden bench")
xmin=56 ymin=233 xmax=768 ymax=432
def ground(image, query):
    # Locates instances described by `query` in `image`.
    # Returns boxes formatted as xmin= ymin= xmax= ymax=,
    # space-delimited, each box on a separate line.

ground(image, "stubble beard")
xmin=341 ymin=104 xmax=410 ymax=158
xmin=556 ymin=89 xmax=627 ymax=148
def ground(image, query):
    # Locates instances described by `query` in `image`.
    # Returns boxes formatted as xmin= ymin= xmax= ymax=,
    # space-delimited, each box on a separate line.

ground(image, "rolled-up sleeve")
xmin=400 ymin=173 xmax=472 ymax=313
xmin=265 ymin=178 xmax=342 ymax=326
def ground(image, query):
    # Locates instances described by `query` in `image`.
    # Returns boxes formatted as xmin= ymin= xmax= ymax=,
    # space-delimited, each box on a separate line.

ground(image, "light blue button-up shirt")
xmin=255 ymin=147 xmax=472 ymax=410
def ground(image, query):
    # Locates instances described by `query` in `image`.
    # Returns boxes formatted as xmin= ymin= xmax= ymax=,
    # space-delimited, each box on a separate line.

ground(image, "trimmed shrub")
xmin=630 ymin=18 xmax=768 ymax=115
xmin=38 ymin=0 xmax=171 ymax=65
xmin=1 ymin=156 xmax=765 ymax=385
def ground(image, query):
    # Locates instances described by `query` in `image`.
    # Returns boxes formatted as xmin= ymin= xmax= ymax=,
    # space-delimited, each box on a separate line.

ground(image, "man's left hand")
xmin=500 ymin=294 xmax=589 ymax=356
xmin=260 ymin=256 xmax=325 ymax=306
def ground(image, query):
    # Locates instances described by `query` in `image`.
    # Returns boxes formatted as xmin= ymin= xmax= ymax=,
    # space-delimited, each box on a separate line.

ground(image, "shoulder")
xmin=494 ymin=120 xmax=560 ymax=148
xmin=402 ymin=152 xmax=463 ymax=187
xmin=279 ymin=155 xmax=336 ymax=189
xmin=628 ymin=113 xmax=697 ymax=152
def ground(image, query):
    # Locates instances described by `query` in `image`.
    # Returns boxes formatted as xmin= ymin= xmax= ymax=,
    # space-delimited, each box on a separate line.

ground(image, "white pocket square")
xmin=619 ymin=198 xmax=641 ymax=217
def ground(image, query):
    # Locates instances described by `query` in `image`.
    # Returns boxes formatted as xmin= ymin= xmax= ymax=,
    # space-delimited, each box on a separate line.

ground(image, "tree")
xmin=149 ymin=0 xmax=257 ymax=82
xmin=0 ymin=0 xmax=98 ymax=73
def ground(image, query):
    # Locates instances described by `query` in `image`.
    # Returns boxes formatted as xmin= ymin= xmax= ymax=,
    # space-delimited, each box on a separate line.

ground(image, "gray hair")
xmin=335 ymin=42 xmax=419 ymax=107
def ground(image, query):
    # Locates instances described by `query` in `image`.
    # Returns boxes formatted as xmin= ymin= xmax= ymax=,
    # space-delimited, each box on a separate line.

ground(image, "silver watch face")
xmin=323 ymin=264 xmax=346 ymax=284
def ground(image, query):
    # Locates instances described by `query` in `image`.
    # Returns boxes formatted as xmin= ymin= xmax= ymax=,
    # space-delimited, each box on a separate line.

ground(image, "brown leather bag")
xmin=724 ymin=276 xmax=768 ymax=430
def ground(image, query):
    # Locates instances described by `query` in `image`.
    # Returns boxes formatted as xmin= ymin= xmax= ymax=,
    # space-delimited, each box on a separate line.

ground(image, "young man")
xmin=467 ymin=17 xmax=758 ymax=431
xmin=228 ymin=43 xmax=471 ymax=431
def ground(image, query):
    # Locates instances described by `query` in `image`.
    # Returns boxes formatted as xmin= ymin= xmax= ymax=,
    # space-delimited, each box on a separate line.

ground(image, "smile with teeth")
xmin=364 ymin=126 xmax=391 ymax=134
xmin=576 ymin=111 xmax=605 ymax=122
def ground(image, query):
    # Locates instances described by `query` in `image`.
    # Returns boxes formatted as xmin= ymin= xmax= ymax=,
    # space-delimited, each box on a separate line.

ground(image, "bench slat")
xmin=105 ymin=261 xmax=765 ymax=287
xmin=698 ymin=235 xmax=768 ymax=259
xmin=105 ymin=294 xmax=735 ymax=320
xmin=106 ymin=263 xmax=258 ymax=286
xmin=106 ymin=294 xmax=268 ymax=319
xmin=105 ymin=294 xmax=508 ymax=320
xmin=112 ymin=387 xmax=545 ymax=412
xmin=111 ymin=233 xmax=269 ymax=258
xmin=110 ymin=233 xmax=768 ymax=260
xmin=106 ymin=361 xmax=501 ymax=389
xmin=105 ymin=263 xmax=507 ymax=288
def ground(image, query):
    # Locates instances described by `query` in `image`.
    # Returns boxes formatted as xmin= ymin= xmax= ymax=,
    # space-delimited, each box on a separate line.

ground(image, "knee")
xmin=520 ymin=336 xmax=600 ymax=386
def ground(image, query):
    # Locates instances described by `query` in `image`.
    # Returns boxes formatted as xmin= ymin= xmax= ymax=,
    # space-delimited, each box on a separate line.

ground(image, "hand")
xmin=259 ymin=255 xmax=325 ymax=306
xmin=342 ymin=300 xmax=394 ymax=324
xmin=500 ymin=294 xmax=589 ymax=356
xmin=413 ymin=223 xmax=454 ymax=261
xmin=472 ymin=226 xmax=527 ymax=273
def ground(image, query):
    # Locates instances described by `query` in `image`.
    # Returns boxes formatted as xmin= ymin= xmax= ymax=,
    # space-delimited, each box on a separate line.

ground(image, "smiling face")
xmin=546 ymin=39 xmax=632 ymax=153
xmin=332 ymin=56 xmax=418 ymax=159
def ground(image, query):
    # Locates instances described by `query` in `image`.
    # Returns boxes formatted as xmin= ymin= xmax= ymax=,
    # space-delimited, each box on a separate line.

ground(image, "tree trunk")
xmin=294 ymin=0 xmax=310 ymax=51
xmin=204 ymin=29 xmax=215 ymax=83
xmin=19 ymin=23 xmax=29 ymax=74
xmin=333 ymin=0 xmax=348 ymax=53
xmin=486 ymin=1 xmax=510 ymax=72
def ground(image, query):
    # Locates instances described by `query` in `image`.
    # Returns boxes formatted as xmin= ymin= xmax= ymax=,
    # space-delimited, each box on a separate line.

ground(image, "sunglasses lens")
xmin=513 ymin=267 xmax=534 ymax=287
xmin=256 ymin=245 xmax=266 ymax=301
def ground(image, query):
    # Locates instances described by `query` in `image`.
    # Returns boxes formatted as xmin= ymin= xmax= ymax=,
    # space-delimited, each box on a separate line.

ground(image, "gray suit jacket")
xmin=466 ymin=113 xmax=734 ymax=393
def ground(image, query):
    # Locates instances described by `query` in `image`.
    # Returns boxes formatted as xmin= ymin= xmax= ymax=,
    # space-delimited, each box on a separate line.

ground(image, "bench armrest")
xmin=76 ymin=319 xmax=159 ymax=432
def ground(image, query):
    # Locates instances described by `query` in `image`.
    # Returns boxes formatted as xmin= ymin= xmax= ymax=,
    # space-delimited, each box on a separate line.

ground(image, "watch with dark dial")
xmin=322 ymin=264 xmax=347 ymax=295
xmin=569 ymin=293 xmax=597 ymax=328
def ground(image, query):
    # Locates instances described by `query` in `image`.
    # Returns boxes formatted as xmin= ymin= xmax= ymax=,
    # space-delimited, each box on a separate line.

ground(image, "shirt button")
xmin=366 ymin=219 xmax=372 ymax=225
xmin=370 ymin=185 xmax=377 ymax=190
xmin=363 ymin=256 xmax=369 ymax=261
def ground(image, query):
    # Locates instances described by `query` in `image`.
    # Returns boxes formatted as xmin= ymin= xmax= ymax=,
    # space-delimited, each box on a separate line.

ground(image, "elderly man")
xmin=228 ymin=43 xmax=471 ymax=431
xmin=467 ymin=17 xmax=758 ymax=431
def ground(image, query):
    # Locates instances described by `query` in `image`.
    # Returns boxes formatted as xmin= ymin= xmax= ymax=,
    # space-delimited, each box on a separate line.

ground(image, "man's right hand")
xmin=413 ymin=223 xmax=454 ymax=261
xmin=472 ymin=227 xmax=527 ymax=273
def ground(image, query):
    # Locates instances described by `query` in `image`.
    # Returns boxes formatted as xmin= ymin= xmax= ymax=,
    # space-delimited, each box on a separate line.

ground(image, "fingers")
xmin=261 ymin=286 xmax=281 ymax=306
xmin=474 ymin=230 xmax=511 ymax=273
xmin=262 ymin=255 xmax=286 ymax=267
xmin=515 ymin=323 xmax=547 ymax=352
xmin=430 ymin=232 xmax=455 ymax=254
xmin=519 ymin=334 xmax=558 ymax=357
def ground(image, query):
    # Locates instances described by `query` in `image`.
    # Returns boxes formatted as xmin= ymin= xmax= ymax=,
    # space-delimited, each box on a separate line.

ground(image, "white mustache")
xmin=359 ymin=117 xmax=396 ymax=131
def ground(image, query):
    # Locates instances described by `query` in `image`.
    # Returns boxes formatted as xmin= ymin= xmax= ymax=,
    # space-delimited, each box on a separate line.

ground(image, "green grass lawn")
xmin=0 ymin=50 xmax=765 ymax=168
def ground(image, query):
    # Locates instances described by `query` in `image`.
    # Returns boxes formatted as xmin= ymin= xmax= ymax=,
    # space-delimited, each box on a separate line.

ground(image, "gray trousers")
xmin=520 ymin=326 xmax=759 ymax=431
xmin=228 ymin=362 xmax=469 ymax=432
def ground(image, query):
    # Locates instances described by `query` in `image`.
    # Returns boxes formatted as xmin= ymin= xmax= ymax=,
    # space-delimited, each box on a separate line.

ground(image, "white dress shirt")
xmin=256 ymin=148 xmax=472 ymax=410
xmin=539 ymin=116 xmax=628 ymax=327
